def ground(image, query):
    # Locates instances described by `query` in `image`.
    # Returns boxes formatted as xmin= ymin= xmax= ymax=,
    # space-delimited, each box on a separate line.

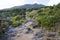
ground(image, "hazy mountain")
xmin=12 ymin=3 xmax=45 ymax=9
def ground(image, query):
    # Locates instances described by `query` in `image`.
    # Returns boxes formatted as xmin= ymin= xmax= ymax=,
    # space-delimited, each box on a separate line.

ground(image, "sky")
xmin=0 ymin=0 xmax=60 ymax=9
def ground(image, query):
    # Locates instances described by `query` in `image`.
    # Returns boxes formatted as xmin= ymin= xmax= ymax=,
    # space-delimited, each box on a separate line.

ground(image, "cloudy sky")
xmin=0 ymin=0 xmax=60 ymax=9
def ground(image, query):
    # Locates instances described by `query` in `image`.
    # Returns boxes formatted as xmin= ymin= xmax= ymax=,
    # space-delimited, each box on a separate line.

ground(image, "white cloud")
xmin=48 ymin=0 xmax=60 ymax=6
xmin=33 ymin=1 xmax=40 ymax=4
xmin=1 ymin=0 xmax=60 ymax=9
xmin=0 ymin=0 xmax=25 ymax=9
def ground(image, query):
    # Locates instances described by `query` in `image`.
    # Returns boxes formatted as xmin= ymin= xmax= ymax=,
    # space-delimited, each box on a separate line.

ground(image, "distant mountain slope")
xmin=12 ymin=3 xmax=45 ymax=9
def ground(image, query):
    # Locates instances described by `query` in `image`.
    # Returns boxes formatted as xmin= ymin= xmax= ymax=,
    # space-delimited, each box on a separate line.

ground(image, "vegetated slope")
xmin=0 ymin=3 xmax=60 ymax=37
xmin=26 ymin=3 xmax=60 ymax=31
xmin=0 ymin=3 xmax=45 ymax=18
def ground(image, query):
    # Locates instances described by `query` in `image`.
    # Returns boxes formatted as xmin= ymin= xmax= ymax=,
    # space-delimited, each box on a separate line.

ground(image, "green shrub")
xmin=26 ymin=27 xmax=31 ymax=30
xmin=20 ymin=19 xmax=27 ymax=23
xmin=0 ymin=32 xmax=3 ymax=36
xmin=12 ymin=21 xmax=21 ymax=27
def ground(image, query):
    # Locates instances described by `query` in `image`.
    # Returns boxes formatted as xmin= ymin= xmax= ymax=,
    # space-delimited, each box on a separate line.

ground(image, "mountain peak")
xmin=34 ymin=3 xmax=38 ymax=4
xmin=12 ymin=4 xmax=45 ymax=9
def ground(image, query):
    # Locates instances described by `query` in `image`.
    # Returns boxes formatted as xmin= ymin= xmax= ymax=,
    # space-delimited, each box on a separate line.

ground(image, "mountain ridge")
xmin=11 ymin=3 xmax=45 ymax=9
xmin=0 ymin=3 xmax=45 ymax=10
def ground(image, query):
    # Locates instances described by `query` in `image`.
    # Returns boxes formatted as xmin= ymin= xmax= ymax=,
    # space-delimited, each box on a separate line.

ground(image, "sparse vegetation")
xmin=0 ymin=3 xmax=60 ymax=37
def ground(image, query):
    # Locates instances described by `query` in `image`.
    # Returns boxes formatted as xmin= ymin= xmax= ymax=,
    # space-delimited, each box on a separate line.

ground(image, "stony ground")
xmin=1 ymin=21 xmax=60 ymax=40
xmin=7 ymin=21 xmax=43 ymax=40
xmin=12 ymin=28 xmax=40 ymax=40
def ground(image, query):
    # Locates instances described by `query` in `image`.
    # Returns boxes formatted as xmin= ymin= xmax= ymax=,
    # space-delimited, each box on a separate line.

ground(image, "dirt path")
xmin=15 ymin=28 xmax=40 ymax=40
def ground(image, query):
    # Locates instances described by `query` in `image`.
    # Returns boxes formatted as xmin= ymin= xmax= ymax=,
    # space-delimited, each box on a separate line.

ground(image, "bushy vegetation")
xmin=8 ymin=15 xmax=27 ymax=27
xmin=0 ymin=8 xmax=26 ymax=18
xmin=26 ymin=3 xmax=60 ymax=31
xmin=0 ymin=3 xmax=60 ymax=35
xmin=0 ymin=8 xmax=26 ymax=35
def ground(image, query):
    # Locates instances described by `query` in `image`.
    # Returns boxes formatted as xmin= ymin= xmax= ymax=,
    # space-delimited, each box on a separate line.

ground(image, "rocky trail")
xmin=0 ymin=21 xmax=60 ymax=40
